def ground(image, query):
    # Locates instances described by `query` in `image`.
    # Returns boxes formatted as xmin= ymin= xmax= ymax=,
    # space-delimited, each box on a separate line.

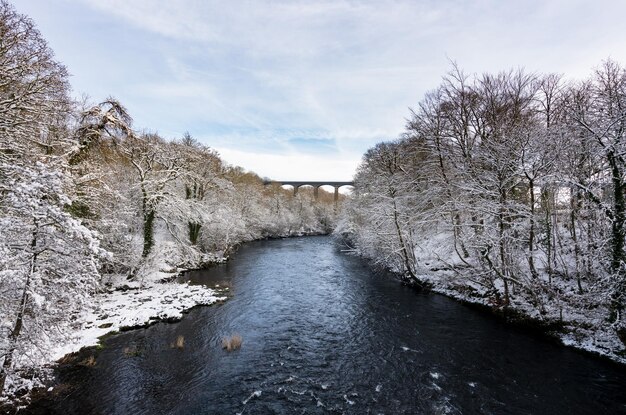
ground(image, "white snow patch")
xmin=49 ymin=281 xmax=226 ymax=362
xmin=3 ymin=276 xmax=226 ymax=402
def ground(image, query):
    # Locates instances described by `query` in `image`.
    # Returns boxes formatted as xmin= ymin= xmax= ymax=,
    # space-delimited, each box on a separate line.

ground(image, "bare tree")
xmin=564 ymin=60 xmax=626 ymax=326
xmin=0 ymin=0 xmax=70 ymax=158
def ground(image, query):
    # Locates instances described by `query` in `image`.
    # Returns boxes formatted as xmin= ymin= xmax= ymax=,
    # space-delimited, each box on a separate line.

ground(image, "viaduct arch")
xmin=263 ymin=181 xmax=354 ymax=201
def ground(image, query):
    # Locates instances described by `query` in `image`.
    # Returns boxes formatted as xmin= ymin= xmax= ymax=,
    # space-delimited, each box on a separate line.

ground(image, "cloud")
xmin=17 ymin=0 xmax=626 ymax=180
xmin=78 ymin=0 xmax=451 ymax=59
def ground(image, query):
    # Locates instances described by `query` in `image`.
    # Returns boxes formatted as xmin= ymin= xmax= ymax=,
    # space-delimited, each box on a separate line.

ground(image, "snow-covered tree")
xmin=0 ymin=161 xmax=104 ymax=393
xmin=177 ymin=135 xmax=226 ymax=245
xmin=0 ymin=0 xmax=71 ymax=158
xmin=342 ymin=61 xmax=626 ymax=351
xmin=564 ymin=60 xmax=626 ymax=329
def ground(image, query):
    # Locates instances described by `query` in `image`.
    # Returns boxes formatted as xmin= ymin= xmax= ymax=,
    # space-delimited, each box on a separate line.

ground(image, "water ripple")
xmin=26 ymin=236 xmax=626 ymax=415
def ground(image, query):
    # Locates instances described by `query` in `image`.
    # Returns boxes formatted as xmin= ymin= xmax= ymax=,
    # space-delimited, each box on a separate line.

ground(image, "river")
xmin=25 ymin=236 xmax=626 ymax=414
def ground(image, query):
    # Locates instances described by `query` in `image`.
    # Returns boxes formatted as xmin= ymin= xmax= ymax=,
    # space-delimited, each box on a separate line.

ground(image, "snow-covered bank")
xmin=336 ymin=215 xmax=626 ymax=366
xmin=1 ymin=274 xmax=227 ymax=406
xmin=353 ymin=234 xmax=626 ymax=365
xmin=51 ymin=279 xmax=228 ymax=362
xmin=422 ymin=274 xmax=626 ymax=365
xmin=347 ymin=247 xmax=626 ymax=364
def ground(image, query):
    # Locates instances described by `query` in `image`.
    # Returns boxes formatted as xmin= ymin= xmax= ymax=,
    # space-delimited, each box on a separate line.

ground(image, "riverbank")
xmin=335 ymin=217 xmax=626 ymax=366
xmin=0 ymin=248 xmax=228 ymax=410
xmin=429 ymin=281 xmax=626 ymax=364
xmin=375 ymin=255 xmax=626 ymax=366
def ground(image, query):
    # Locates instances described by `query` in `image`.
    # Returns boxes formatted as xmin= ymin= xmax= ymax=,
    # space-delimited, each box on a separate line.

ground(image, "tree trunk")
xmin=391 ymin=190 xmax=418 ymax=284
xmin=0 ymin=222 xmax=38 ymax=393
xmin=188 ymin=221 xmax=202 ymax=245
xmin=542 ymin=187 xmax=553 ymax=280
xmin=141 ymin=184 xmax=155 ymax=258
xmin=527 ymin=177 xmax=538 ymax=278
xmin=453 ymin=213 xmax=470 ymax=263
xmin=185 ymin=182 xmax=203 ymax=245
xmin=608 ymin=151 xmax=626 ymax=323
xmin=570 ymin=187 xmax=583 ymax=294
xmin=499 ymin=185 xmax=510 ymax=306
xmin=609 ymin=152 xmax=626 ymax=272
xmin=434 ymin=134 xmax=469 ymax=261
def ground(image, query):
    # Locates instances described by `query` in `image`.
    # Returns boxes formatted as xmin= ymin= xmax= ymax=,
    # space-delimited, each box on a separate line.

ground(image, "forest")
xmin=3 ymin=0 xmax=626 ymax=406
xmin=338 ymin=62 xmax=626 ymax=362
xmin=0 ymin=0 xmax=338 ymax=399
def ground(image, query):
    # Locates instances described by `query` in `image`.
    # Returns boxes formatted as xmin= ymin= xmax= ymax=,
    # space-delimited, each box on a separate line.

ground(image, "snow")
xmin=412 ymin=264 xmax=626 ymax=365
xmin=343 ymin=394 xmax=356 ymax=405
xmin=36 ymin=240 xmax=228 ymax=370
xmin=340 ymin=215 xmax=626 ymax=365
xmin=49 ymin=281 xmax=227 ymax=362
xmin=426 ymin=271 xmax=626 ymax=365
xmin=2 ymin=275 xmax=226 ymax=403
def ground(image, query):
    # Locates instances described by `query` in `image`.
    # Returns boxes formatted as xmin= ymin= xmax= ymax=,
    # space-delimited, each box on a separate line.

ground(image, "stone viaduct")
xmin=263 ymin=181 xmax=354 ymax=201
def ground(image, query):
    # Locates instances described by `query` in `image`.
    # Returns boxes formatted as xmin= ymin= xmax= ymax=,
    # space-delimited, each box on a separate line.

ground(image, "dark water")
xmin=27 ymin=236 xmax=626 ymax=414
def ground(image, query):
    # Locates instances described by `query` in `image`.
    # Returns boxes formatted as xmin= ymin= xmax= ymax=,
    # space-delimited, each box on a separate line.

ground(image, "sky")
xmin=15 ymin=0 xmax=626 ymax=181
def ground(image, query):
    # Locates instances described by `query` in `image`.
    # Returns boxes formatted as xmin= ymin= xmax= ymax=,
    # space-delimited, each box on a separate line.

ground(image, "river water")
xmin=26 ymin=236 xmax=626 ymax=414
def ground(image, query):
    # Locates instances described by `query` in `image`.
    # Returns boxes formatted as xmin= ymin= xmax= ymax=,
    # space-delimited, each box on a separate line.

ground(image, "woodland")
xmin=2 ymin=0 xmax=626 ymax=404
